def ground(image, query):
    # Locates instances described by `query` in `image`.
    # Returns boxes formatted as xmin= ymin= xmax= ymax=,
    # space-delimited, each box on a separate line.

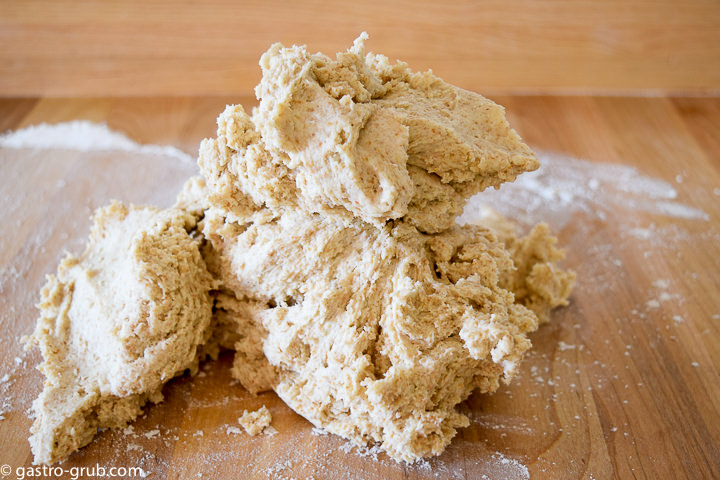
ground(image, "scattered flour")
xmin=558 ymin=341 xmax=580 ymax=351
xmin=489 ymin=452 xmax=530 ymax=480
xmin=646 ymin=300 xmax=661 ymax=309
xmin=460 ymin=151 xmax=709 ymax=229
xmin=0 ymin=120 xmax=193 ymax=164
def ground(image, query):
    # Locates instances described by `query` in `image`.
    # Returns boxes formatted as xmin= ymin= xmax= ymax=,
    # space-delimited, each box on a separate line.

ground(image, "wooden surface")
xmin=1 ymin=0 xmax=720 ymax=97
xmin=0 ymin=95 xmax=719 ymax=479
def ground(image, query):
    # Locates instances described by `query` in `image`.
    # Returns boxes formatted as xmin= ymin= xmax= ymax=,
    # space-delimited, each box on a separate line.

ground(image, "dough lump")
xmin=193 ymin=34 xmax=573 ymax=462
xmin=198 ymin=189 xmax=573 ymax=461
xmin=200 ymin=33 xmax=538 ymax=233
xmin=26 ymin=202 xmax=214 ymax=464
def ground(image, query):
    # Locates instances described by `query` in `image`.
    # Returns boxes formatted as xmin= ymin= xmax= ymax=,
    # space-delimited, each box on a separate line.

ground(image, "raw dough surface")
xmin=27 ymin=34 xmax=574 ymax=465
xmin=194 ymin=34 xmax=572 ymax=462
xmin=200 ymin=189 xmax=573 ymax=461
xmin=200 ymin=34 xmax=538 ymax=233
xmin=26 ymin=202 xmax=214 ymax=464
xmin=238 ymin=406 xmax=273 ymax=436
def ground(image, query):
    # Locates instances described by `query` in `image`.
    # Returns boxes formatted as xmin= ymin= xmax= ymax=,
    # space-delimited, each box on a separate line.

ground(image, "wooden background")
xmin=1 ymin=0 xmax=719 ymax=97
xmin=0 ymin=0 xmax=719 ymax=479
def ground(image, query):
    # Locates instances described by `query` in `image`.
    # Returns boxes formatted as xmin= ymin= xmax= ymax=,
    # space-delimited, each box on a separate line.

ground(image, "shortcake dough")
xmin=27 ymin=34 xmax=574 ymax=465
xmin=26 ymin=202 xmax=215 ymax=464
xmin=200 ymin=33 xmax=538 ymax=234
xmin=199 ymin=194 xmax=573 ymax=461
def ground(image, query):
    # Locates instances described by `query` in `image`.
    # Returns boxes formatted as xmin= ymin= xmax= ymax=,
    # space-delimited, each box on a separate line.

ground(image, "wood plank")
xmin=0 ymin=1 xmax=719 ymax=96
xmin=0 ymin=96 xmax=718 ymax=479
xmin=0 ymin=98 xmax=38 ymax=133
xmin=671 ymin=98 xmax=720 ymax=168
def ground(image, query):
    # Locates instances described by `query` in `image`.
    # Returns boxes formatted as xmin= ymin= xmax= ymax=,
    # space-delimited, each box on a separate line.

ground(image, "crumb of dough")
xmin=199 ymin=33 xmax=538 ymax=233
xmin=238 ymin=406 xmax=273 ymax=436
xmin=24 ymin=201 xmax=215 ymax=465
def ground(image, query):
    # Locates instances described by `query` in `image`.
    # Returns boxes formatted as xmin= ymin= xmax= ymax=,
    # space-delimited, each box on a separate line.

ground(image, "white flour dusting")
xmin=460 ymin=151 xmax=709 ymax=229
xmin=489 ymin=452 xmax=530 ymax=480
xmin=0 ymin=120 xmax=193 ymax=164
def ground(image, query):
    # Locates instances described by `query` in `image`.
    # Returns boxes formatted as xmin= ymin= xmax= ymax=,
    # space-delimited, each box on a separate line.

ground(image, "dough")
xmin=471 ymin=208 xmax=576 ymax=324
xmin=194 ymin=35 xmax=573 ymax=462
xmin=199 ymin=188 xmax=573 ymax=461
xmin=199 ymin=33 xmax=538 ymax=233
xmin=238 ymin=406 xmax=273 ymax=436
xmin=25 ymin=202 xmax=214 ymax=464
xmin=214 ymin=291 xmax=277 ymax=395
xmin=26 ymin=34 xmax=574 ymax=465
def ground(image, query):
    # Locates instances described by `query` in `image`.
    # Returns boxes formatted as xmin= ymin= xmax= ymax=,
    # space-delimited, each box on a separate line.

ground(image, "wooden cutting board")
xmin=0 ymin=96 xmax=718 ymax=479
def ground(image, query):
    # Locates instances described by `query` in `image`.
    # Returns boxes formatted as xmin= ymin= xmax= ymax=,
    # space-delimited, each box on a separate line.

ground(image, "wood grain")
xmin=0 ymin=96 xmax=718 ymax=479
xmin=1 ymin=0 xmax=719 ymax=97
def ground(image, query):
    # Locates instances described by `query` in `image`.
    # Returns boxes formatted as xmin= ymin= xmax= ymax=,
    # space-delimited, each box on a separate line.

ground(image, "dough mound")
xmin=193 ymin=35 xmax=572 ymax=462
xmin=26 ymin=34 xmax=574 ymax=466
xmin=26 ymin=202 xmax=214 ymax=465
xmin=199 ymin=33 xmax=538 ymax=233
xmin=200 ymin=191 xmax=572 ymax=461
